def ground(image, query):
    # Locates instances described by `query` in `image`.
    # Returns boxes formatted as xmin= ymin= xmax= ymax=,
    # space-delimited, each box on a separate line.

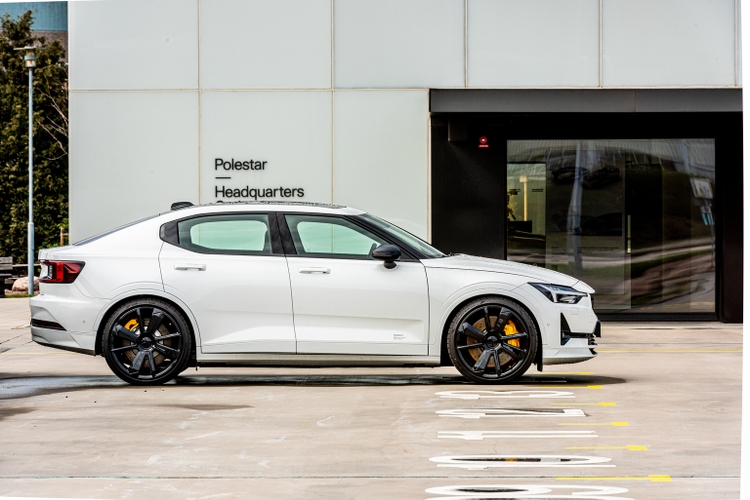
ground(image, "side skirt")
xmin=195 ymin=353 xmax=441 ymax=368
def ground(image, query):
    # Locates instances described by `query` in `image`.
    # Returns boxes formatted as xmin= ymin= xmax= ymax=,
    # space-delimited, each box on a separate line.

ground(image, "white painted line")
xmin=429 ymin=455 xmax=614 ymax=470
xmin=425 ymin=484 xmax=632 ymax=499
xmin=437 ymin=408 xmax=585 ymax=419
xmin=438 ymin=430 xmax=598 ymax=440
xmin=436 ymin=390 xmax=575 ymax=400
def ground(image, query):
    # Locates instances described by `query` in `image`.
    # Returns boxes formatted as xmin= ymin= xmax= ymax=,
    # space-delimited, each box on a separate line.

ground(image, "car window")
xmin=177 ymin=214 xmax=271 ymax=254
xmin=285 ymin=214 xmax=387 ymax=258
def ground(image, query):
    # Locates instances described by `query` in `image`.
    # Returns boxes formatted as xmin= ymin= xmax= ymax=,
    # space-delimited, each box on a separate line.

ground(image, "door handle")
xmin=298 ymin=267 xmax=330 ymax=274
xmin=174 ymin=263 xmax=206 ymax=271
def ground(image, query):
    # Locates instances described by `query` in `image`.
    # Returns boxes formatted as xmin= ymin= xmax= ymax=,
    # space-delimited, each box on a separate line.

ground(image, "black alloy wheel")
xmin=447 ymin=297 xmax=537 ymax=383
xmin=102 ymin=299 xmax=192 ymax=385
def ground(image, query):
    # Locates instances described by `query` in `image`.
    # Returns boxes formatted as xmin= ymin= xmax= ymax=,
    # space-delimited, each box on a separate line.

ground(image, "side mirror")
xmin=372 ymin=244 xmax=401 ymax=269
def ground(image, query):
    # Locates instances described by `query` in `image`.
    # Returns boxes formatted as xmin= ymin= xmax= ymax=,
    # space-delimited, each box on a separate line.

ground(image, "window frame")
xmin=160 ymin=212 xmax=284 ymax=256
xmin=276 ymin=212 xmax=421 ymax=261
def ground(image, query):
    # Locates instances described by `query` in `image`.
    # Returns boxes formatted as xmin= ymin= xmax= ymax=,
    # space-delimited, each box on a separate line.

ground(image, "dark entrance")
xmin=431 ymin=111 xmax=742 ymax=322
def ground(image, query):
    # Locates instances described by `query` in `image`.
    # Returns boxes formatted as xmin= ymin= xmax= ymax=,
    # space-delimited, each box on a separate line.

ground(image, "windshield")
xmin=360 ymin=213 xmax=445 ymax=259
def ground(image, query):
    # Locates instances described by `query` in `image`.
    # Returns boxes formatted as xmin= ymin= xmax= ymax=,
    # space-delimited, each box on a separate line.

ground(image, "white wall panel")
xmin=69 ymin=93 xmax=199 ymax=241
xmin=334 ymin=90 xmax=428 ymax=239
xmin=334 ymin=0 xmax=464 ymax=88
xmin=200 ymin=0 xmax=331 ymax=89
xmin=468 ymin=0 xmax=599 ymax=87
xmin=603 ymin=0 xmax=735 ymax=87
xmin=201 ymin=92 xmax=332 ymax=205
xmin=69 ymin=0 xmax=198 ymax=90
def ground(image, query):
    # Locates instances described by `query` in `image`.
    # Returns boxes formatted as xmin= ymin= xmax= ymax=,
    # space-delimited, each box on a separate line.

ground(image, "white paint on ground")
xmin=425 ymin=483 xmax=631 ymax=499
xmin=436 ymin=408 xmax=585 ymax=419
xmin=436 ymin=390 xmax=575 ymax=400
xmin=429 ymin=455 xmax=613 ymax=470
xmin=438 ymin=430 xmax=598 ymax=440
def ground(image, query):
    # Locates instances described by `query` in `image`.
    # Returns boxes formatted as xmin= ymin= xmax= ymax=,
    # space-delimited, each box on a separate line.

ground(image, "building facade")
xmin=68 ymin=0 xmax=743 ymax=321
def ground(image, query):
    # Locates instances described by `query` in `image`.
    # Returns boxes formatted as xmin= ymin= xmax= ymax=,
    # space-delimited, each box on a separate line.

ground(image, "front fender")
xmin=425 ymin=268 xmax=558 ymax=358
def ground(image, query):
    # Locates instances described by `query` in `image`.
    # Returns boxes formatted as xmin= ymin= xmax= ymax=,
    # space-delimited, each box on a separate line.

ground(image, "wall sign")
xmin=213 ymin=157 xmax=305 ymax=201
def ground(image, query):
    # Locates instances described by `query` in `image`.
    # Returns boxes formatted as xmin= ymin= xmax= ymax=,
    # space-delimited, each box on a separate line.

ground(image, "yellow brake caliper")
xmin=122 ymin=319 xmax=139 ymax=362
xmin=466 ymin=317 xmax=522 ymax=366
xmin=504 ymin=320 xmax=521 ymax=348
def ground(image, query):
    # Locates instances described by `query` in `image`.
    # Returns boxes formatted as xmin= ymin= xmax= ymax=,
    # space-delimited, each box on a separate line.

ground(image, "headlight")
xmin=530 ymin=283 xmax=587 ymax=304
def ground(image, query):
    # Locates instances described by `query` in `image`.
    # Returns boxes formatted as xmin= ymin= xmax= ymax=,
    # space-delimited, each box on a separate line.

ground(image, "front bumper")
xmin=542 ymin=317 xmax=600 ymax=366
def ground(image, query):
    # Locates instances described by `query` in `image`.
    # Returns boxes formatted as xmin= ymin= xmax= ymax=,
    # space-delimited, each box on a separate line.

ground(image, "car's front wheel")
xmin=447 ymin=297 xmax=537 ymax=383
xmin=102 ymin=299 xmax=192 ymax=385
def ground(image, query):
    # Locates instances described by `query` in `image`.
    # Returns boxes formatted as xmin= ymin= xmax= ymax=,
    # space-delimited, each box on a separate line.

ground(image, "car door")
xmin=159 ymin=212 xmax=295 ymax=354
xmin=281 ymin=213 xmax=429 ymax=356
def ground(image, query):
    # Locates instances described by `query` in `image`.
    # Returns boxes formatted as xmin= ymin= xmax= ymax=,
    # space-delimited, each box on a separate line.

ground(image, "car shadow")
xmin=0 ymin=373 xmax=626 ymax=400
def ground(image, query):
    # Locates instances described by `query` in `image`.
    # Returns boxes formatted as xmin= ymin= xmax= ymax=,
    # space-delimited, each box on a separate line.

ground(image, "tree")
xmin=0 ymin=10 xmax=67 ymax=265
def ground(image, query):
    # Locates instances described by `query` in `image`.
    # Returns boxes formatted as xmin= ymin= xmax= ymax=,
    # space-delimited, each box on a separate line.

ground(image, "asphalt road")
xmin=0 ymin=298 xmax=742 ymax=499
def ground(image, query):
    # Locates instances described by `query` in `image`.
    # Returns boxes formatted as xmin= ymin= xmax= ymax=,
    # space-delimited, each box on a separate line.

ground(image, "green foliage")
xmin=0 ymin=11 xmax=67 ymax=264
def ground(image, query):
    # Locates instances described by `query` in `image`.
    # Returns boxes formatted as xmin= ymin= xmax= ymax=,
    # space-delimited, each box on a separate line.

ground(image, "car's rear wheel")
xmin=447 ymin=297 xmax=537 ymax=384
xmin=102 ymin=299 xmax=192 ymax=385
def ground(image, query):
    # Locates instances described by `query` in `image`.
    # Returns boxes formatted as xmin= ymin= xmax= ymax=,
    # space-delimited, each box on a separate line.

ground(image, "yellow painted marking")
xmin=558 ymin=422 xmax=629 ymax=427
xmin=549 ymin=402 xmax=616 ymax=407
xmin=598 ymin=349 xmax=741 ymax=353
xmin=557 ymin=475 xmax=671 ymax=482
xmin=648 ymin=475 xmax=673 ymax=482
xmin=538 ymin=385 xmax=603 ymax=389
xmin=565 ymin=445 xmax=648 ymax=451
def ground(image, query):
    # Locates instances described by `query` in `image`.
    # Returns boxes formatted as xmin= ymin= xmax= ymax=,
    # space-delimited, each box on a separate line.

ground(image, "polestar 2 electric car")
xmin=29 ymin=202 xmax=600 ymax=385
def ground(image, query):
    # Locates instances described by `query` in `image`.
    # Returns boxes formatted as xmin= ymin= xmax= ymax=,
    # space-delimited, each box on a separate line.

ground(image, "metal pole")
xmin=27 ymin=66 xmax=34 ymax=293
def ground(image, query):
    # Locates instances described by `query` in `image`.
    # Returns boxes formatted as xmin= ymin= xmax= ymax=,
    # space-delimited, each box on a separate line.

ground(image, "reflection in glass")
xmin=507 ymin=139 xmax=715 ymax=314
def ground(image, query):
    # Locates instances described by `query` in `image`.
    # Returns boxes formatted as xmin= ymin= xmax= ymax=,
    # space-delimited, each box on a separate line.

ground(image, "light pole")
xmin=15 ymin=46 xmax=36 ymax=292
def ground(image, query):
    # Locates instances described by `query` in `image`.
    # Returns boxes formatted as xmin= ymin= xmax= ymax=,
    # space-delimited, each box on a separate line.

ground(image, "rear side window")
xmin=177 ymin=214 xmax=271 ymax=254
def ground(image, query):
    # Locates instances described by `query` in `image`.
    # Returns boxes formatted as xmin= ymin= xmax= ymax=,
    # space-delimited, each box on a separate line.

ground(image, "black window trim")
xmin=159 ymin=212 xmax=284 ymax=256
xmin=160 ymin=210 xmax=429 ymax=261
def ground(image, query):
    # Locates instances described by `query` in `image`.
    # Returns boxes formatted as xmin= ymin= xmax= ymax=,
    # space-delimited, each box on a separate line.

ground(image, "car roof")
xmin=160 ymin=201 xmax=365 ymax=219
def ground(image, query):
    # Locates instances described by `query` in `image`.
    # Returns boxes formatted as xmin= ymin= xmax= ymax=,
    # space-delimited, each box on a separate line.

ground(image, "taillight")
xmin=40 ymin=260 xmax=85 ymax=284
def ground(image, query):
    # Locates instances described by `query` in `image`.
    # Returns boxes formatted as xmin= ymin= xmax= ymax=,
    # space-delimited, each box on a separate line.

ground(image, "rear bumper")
xmin=29 ymin=292 xmax=104 ymax=354
xmin=31 ymin=327 xmax=95 ymax=355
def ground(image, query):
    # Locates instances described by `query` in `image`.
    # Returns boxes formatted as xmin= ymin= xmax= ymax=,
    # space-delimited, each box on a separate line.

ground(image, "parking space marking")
xmin=439 ymin=430 xmax=598 ymax=440
xmin=438 ymin=408 xmax=586 ymax=419
xmin=429 ymin=455 xmax=615 ymax=469
xmin=550 ymin=402 xmax=616 ymax=407
xmin=559 ymin=422 xmax=629 ymax=426
xmin=425 ymin=484 xmax=632 ymax=500
xmin=565 ymin=446 xmax=647 ymax=451
xmin=556 ymin=475 xmax=672 ymax=482
xmin=436 ymin=390 xmax=574 ymax=400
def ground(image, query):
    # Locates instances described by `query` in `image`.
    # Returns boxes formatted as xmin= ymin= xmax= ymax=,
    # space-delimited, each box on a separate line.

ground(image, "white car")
xmin=29 ymin=202 xmax=600 ymax=385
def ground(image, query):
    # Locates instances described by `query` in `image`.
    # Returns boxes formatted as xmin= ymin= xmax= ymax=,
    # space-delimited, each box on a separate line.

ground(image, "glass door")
xmin=507 ymin=139 xmax=715 ymax=314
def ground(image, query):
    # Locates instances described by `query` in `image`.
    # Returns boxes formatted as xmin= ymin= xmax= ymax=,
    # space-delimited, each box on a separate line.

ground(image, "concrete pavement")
xmin=0 ymin=298 xmax=742 ymax=499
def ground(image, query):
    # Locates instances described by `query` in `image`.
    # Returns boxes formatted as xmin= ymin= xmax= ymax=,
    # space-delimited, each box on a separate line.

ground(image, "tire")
xmin=102 ymin=298 xmax=193 ymax=385
xmin=447 ymin=297 xmax=538 ymax=384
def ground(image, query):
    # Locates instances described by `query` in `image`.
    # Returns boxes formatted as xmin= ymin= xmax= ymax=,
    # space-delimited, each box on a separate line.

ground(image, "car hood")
xmin=422 ymin=254 xmax=594 ymax=292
